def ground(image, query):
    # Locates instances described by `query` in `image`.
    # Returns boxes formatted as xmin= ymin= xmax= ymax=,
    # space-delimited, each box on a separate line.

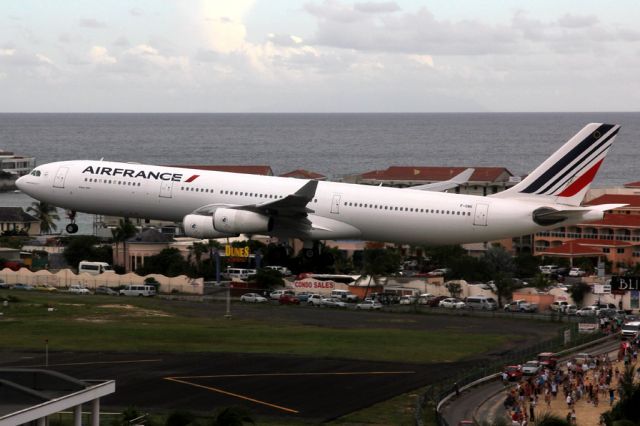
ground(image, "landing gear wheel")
xmin=66 ymin=223 xmax=79 ymax=234
xmin=304 ymin=248 xmax=315 ymax=258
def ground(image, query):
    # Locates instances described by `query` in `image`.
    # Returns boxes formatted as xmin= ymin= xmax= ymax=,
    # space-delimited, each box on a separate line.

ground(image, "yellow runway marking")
xmin=164 ymin=370 xmax=415 ymax=414
xmin=165 ymin=377 xmax=299 ymax=414
xmin=170 ymin=371 xmax=416 ymax=379
xmin=23 ymin=359 xmax=163 ymax=368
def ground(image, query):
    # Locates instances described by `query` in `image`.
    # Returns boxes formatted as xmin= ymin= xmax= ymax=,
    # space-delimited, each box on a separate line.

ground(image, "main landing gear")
xmin=65 ymin=210 xmax=78 ymax=234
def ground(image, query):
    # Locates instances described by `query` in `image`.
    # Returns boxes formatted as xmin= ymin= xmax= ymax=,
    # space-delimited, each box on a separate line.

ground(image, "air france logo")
xmin=82 ymin=166 xmax=199 ymax=183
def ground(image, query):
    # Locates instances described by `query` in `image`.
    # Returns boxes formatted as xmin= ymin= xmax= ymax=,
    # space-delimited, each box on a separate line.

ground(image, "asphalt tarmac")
xmin=0 ymin=350 xmax=477 ymax=422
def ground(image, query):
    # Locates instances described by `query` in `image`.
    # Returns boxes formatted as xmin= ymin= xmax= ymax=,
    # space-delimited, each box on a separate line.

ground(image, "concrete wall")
xmin=0 ymin=268 xmax=203 ymax=294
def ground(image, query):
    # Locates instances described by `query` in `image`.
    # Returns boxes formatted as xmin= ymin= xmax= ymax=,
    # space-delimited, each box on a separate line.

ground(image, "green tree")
xmin=361 ymin=248 xmax=402 ymax=299
xmin=532 ymin=273 xmax=551 ymax=291
xmin=448 ymin=255 xmax=490 ymax=282
xmin=165 ymin=410 xmax=197 ymax=426
xmin=27 ymin=201 xmax=59 ymax=234
xmin=136 ymin=248 xmax=190 ymax=277
xmin=568 ymin=282 xmax=591 ymax=307
xmin=446 ymin=281 xmax=462 ymax=298
xmin=483 ymin=245 xmax=516 ymax=307
xmin=421 ymin=245 xmax=466 ymax=271
xmin=210 ymin=406 xmax=254 ymax=426
xmin=63 ymin=236 xmax=112 ymax=269
xmin=248 ymin=268 xmax=283 ymax=290
xmin=111 ymin=219 xmax=137 ymax=269
xmin=602 ymin=364 xmax=640 ymax=424
xmin=514 ymin=252 xmax=541 ymax=277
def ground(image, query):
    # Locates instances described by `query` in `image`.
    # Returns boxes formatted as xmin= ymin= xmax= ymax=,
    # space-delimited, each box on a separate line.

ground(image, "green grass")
xmin=0 ymin=292 xmax=510 ymax=363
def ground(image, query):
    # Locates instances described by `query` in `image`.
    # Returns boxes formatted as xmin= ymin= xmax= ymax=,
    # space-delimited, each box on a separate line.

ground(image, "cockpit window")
xmin=30 ymin=170 xmax=42 ymax=177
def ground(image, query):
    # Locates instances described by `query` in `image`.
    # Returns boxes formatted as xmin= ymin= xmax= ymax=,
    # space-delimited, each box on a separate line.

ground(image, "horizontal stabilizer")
xmin=533 ymin=203 xmax=627 ymax=226
xmin=411 ymin=168 xmax=475 ymax=192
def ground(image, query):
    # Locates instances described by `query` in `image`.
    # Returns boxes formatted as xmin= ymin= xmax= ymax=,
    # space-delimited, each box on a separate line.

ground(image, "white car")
xmin=569 ymin=268 xmax=586 ymax=277
xmin=307 ymin=294 xmax=324 ymax=306
xmin=68 ymin=285 xmax=91 ymax=295
xmin=576 ymin=306 xmax=599 ymax=316
xmin=521 ymin=360 xmax=542 ymax=375
xmin=240 ymin=293 xmax=267 ymax=303
xmin=550 ymin=301 xmax=569 ymax=312
xmin=270 ymin=289 xmax=294 ymax=300
xmin=321 ymin=297 xmax=347 ymax=308
xmin=438 ymin=298 xmax=466 ymax=309
xmin=355 ymin=300 xmax=382 ymax=310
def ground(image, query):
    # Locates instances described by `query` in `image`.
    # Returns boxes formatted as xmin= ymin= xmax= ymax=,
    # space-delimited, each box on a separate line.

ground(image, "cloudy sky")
xmin=1 ymin=0 xmax=639 ymax=112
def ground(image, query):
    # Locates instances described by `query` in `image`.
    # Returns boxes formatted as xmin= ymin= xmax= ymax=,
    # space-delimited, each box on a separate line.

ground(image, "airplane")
xmin=16 ymin=123 xmax=624 ymax=254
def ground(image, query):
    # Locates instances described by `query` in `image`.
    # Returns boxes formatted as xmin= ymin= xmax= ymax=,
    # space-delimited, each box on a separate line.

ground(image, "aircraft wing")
xmin=191 ymin=180 xmax=318 ymax=218
xmin=410 ymin=168 xmax=475 ymax=192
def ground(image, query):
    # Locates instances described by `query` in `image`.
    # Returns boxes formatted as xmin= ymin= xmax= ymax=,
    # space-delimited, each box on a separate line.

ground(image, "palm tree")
xmin=111 ymin=219 xmax=137 ymax=270
xmin=26 ymin=201 xmax=59 ymax=234
xmin=210 ymin=406 xmax=254 ymax=426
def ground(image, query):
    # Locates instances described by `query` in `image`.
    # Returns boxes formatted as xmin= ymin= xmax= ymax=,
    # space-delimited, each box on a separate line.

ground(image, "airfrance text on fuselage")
xmin=82 ymin=166 xmax=183 ymax=182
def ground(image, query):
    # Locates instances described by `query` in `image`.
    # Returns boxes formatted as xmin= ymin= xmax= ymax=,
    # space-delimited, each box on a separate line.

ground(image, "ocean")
xmin=1 ymin=112 xmax=638 ymax=234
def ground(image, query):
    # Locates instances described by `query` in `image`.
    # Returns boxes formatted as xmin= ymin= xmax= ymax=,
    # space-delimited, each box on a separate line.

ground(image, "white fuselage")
xmin=17 ymin=160 xmax=566 ymax=245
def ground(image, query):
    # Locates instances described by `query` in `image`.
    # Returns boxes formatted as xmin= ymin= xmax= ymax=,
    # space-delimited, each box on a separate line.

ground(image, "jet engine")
xmin=213 ymin=208 xmax=273 ymax=234
xmin=183 ymin=214 xmax=238 ymax=239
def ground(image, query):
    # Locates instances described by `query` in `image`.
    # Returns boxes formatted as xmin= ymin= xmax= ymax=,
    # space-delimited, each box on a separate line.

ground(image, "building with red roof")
xmin=279 ymin=169 xmax=327 ymax=180
xmin=165 ymin=165 xmax=273 ymax=176
xmin=535 ymin=194 xmax=640 ymax=272
xmin=350 ymin=166 xmax=516 ymax=196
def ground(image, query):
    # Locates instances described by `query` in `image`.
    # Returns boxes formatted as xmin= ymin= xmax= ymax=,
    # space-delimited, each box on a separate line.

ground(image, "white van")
xmin=465 ymin=296 xmax=497 ymax=310
xmin=78 ymin=261 xmax=114 ymax=275
xmin=330 ymin=289 xmax=358 ymax=302
xmin=265 ymin=265 xmax=292 ymax=276
xmin=119 ymin=285 xmax=156 ymax=297
xmin=226 ymin=268 xmax=257 ymax=280
xmin=621 ymin=321 xmax=640 ymax=340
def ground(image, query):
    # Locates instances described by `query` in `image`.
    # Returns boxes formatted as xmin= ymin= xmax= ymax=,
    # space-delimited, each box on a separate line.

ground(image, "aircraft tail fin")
xmin=491 ymin=123 xmax=620 ymax=206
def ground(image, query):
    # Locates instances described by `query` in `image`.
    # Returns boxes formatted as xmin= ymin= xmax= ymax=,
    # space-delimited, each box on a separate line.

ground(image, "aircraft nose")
xmin=15 ymin=175 xmax=26 ymax=191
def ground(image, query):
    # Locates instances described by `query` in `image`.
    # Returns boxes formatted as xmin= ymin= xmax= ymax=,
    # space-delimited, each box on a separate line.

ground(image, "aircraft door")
xmin=330 ymin=194 xmax=341 ymax=214
xmin=159 ymin=180 xmax=173 ymax=198
xmin=473 ymin=203 xmax=489 ymax=226
xmin=53 ymin=167 xmax=69 ymax=189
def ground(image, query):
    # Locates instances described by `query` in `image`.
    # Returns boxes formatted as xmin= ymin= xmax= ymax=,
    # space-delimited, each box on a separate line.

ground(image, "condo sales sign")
xmin=610 ymin=276 xmax=640 ymax=294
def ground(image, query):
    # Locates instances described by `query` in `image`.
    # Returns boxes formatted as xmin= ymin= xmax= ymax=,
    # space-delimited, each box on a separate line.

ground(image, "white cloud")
xmin=409 ymin=54 xmax=434 ymax=68
xmin=89 ymin=46 xmax=116 ymax=65
xmin=0 ymin=49 xmax=16 ymax=57
xmin=201 ymin=1 xmax=254 ymax=54
xmin=35 ymin=53 xmax=54 ymax=65
xmin=354 ymin=2 xmax=400 ymax=14
xmin=78 ymin=18 xmax=107 ymax=29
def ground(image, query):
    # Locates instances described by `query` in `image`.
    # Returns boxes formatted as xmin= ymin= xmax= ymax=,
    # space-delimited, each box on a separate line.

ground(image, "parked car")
xmin=355 ymin=300 xmax=383 ymax=310
xmin=12 ymin=283 xmax=35 ymax=291
xmin=565 ymin=304 xmax=578 ymax=315
xmin=270 ymin=289 xmax=295 ymax=300
xmin=0 ymin=279 xmax=8 ymax=289
xmin=439 ymin=298 xmax=466 ymax=309
xmin=427 ymin=296 xmax=448 ymax=307
xmin=119 ymin=285 xmax=155 ymax=297
xmin=240 ymin=293 xmax=267 ymax=303
xmin=504 ymin=300 xmax=537 ymax=313
xmin=539 ymin=265 xmax=559 ymax=275
xmin=504 ymin=365 xmax=523 ymax=381
xmin=307 ymin=294 xmax=324 ymax=306
xmin=399 ymin=295 xmax=417 ymax=305
xmin=321 ymin=297 xmax=347 ymax=308
xmin=568 ymin=268 xmax=586 ymax=277
xmin=428 ymin=268 xmax=450 ymax=276
xmin=417 ymin=293 xmax=435 ymax=304
xmin=279 ymin=294 xmax=300 ymax=305
xmin=68 ymin=285 xmax=91 ymax=295
xmin=465 ymin=296 xmax=497 ymax=310
xmin=550 ymin=301 xmax=569 ymax=312
xmin=35 ymin=285 xmax=57 ymax=292
xmin=95 ymin=286 xmax=118 ymax=296
xmin=521 ymin=360 xmax=542 ymax=376
xmin=264 ymin=265 xmax=292 ymax=276
xmin=576 ymin=306 xmax=599 ymax=317
xmin=295 ymin=292 xmax=312 ymax=303
xmin=537 ymin=352 xmax=558 ymax=370
xmin=621 ymin=321 xmax=640 ymax=340
xmin=330 ymin=289 xmax=358 ymax=302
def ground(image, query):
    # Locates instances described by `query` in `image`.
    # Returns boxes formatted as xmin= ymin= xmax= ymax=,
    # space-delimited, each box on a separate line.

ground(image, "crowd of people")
xmin=500 ymin=337 xmax=640 ymax=425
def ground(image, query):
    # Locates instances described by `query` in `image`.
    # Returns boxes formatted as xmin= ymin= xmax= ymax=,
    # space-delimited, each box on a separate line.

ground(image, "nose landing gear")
xmin=65 ymin=210 xmax=78 ymax=234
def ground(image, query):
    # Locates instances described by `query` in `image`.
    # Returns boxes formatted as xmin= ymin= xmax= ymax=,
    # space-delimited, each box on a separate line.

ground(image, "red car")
xmin=504 ymin=365 xmax=523 ymax=381
xmin=537 ymin=352 xmax=558 ymax=370
xmin=279 ymin=294 xmax=300 ymax=305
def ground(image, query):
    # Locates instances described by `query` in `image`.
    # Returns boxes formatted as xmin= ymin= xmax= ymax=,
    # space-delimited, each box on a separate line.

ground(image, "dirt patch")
xmin=97 ymin=304 xmax=171 ymax=317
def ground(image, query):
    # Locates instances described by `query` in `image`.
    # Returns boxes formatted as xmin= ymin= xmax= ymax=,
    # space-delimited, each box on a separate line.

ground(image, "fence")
xmin=414 ymin=326 xmax=610 ymax=426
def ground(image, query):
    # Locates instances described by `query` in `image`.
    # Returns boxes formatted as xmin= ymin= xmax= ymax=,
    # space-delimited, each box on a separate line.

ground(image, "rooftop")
xmin=164 ymin=165 xmax=273 ymax=176
xmin=127 ymin=229 xmax=175 ymax=244
xmin=585 ymin=194 xmax=640 ymax=208
xmin=279 ymin=169 xmax=327 ymax=180
xmin=0 ymin=207 xmax=39 ymax=223
xmin=358 ymin=166 xmax=513 ymax=183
